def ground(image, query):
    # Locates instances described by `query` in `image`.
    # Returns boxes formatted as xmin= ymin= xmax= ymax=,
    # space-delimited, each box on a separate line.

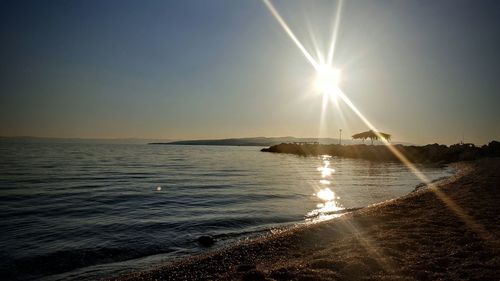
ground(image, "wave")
xmin=1 ymin=245 xmax=176 ymax=281
xmin=0 ymin=216 xmax=298 ymax=281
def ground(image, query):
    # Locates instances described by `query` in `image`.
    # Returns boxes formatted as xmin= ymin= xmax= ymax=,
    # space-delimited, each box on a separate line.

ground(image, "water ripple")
xmin=0 ymin=142 xmax=453 ymax=280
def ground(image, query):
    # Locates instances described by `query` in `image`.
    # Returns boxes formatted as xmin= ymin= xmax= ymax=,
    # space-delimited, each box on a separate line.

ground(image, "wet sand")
xmin=112 ymin=158 xmax=500 ymax=281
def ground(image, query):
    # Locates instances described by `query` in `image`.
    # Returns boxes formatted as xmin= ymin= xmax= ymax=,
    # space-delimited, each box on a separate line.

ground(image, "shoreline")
xmin=111 ymin=158 xmax=500 ymax=281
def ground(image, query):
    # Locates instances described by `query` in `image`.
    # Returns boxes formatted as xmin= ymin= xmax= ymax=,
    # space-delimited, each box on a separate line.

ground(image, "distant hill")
xmin=0 ymin=136 xmax=173 ymax=145
xmin=1 ymin=136 xmax=414 ymax=146
xmin=150 ymin=137 xmax=412 ymax=147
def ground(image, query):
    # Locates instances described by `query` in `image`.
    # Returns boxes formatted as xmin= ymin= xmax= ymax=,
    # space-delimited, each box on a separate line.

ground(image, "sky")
xmin=1 ymin=0 xmax=499 ymax=145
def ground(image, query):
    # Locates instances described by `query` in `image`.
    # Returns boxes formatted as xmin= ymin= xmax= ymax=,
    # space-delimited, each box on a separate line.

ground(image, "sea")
xmin=0 ymin=140 xmax=454 ymax=280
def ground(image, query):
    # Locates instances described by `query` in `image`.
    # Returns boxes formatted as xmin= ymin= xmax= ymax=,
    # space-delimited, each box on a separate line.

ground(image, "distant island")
xmin=149 ymin=137 xmax=412 ymax=147
xmin=261 ymin=141 xmax=500 ymax=164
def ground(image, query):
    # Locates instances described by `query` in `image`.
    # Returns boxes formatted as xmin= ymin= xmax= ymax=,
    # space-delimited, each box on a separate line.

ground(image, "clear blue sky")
xmin=1 ymin=0 xmax=499 ymax=144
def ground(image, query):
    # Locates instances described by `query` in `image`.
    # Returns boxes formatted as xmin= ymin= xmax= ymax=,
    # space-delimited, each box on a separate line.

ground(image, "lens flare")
xmin=263 ymin=0 xmax=493 ymax=245
xmin=262 ymin=0 xmax=319 ymax=70
xmin=327 ymin=0 xmax=344 ymax=65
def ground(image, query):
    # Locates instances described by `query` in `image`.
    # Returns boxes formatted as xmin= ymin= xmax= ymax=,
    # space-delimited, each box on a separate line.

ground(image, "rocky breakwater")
xmin=261 ymin=141 xmax=500 ymax=163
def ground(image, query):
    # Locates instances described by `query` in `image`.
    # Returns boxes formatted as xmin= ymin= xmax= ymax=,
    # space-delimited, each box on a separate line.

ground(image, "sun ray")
xmin=327 ymin=0 xmax=343 ymax=66
xmin=306 ymin=19 xmax=325 ymax=65
xmin=262 ymin=0 xmax=494 ymax=245
xmin=263 ymin=0 xmax=319 ymax=70
xmin=336 ymin=88 xmax=434 ymax=184
xmin=318 ymin=93 xmax=329 ymax=138
xmin=335 ymin=88 xmax=496 ymax=244
xmin=332 ymin=92 xmax=348 ymax=129
xmin=335 ymin=88 xmax=428 ymax=182
xmin=341 ymin=215 xmax=397 ymax=272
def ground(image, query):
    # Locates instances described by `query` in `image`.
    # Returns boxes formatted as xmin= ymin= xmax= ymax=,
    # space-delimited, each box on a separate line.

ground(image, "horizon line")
xmin=1 ymin=135 xmax=492 ymax=146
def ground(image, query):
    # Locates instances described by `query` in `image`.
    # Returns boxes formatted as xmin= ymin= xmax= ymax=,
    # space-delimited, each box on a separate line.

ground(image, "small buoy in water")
xmin=156 ymin=186 xmax=162 ymax=191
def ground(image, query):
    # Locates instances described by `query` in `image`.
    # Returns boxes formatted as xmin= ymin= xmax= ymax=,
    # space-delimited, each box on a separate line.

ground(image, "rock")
xmin=197 ymin=235 xmax=215 ymax=247
xmin=270 ymin=267 xmax=294 ymax=280
xmin=241 ymin=269 xmax=266 ymax=281
xmin=236 ymin=264 xmax=256 ymax=272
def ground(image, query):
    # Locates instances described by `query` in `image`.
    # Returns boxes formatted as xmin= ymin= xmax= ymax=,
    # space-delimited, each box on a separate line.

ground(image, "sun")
xmin=314 ymin=64 xmax=341 ymax=95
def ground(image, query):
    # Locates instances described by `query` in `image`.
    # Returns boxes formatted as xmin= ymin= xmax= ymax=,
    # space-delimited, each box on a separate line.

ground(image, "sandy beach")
xmin=112 ymin=158 xmax=500 ymax=281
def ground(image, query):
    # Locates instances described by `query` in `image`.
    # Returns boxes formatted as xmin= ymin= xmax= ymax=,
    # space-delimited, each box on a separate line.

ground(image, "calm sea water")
xmin=0 ymin=141 xmax=453 ymax=280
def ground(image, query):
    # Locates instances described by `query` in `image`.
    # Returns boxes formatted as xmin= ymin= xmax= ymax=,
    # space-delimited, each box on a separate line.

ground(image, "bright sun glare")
xmin=264 ymin=0 xmax=492 ymax=246
xmin=314 ymin=64 xmax=341 ymax=95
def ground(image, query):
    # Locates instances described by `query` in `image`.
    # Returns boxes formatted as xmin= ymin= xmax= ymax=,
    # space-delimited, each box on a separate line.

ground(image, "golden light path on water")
xmin=263 ymin=0 xmax=495 ymax=248
xmin=307 ymin=155 xmax=344 ymax=222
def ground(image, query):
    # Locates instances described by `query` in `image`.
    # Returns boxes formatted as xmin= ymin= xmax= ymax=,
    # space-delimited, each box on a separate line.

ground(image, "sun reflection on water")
xmin=319 ymin=179 xmax=331 ymax=185
xmin=306 ymin=155 xmax=344 ymax=222
xmin=317 ymin=187 xmax=335 ymax=201
xmin=317 ymin=157 xmax=335 ymax=178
